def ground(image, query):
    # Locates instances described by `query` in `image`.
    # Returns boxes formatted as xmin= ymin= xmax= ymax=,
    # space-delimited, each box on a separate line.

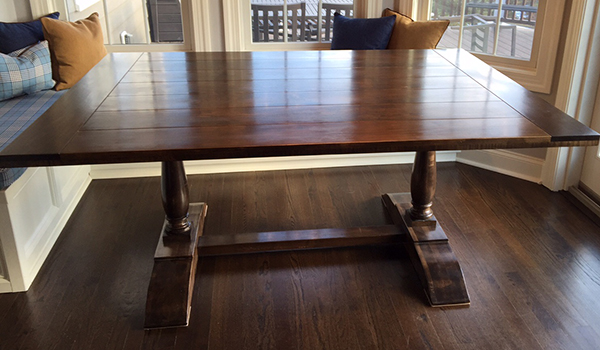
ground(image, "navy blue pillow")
xmin=0 ymin=12 xmax=60 ymax=54
xmin=331 ymin=13 xmax=396 ymax=50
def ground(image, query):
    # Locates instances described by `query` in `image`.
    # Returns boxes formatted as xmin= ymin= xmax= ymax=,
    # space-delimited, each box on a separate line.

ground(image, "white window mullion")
xmin=223 ymin=0 xmax=246 ymax=51
xmin=492 ymin=2 xmax=503 ymax=55
xmin=317 ymin=0 xmax=323 ymax=43
xmin=141 ymin=0 xmax=152 ymax=44
xmin=283 ymin=0 xmax=289 ymax=43
xmin=101 ymin=0 xmax=113 ymax=45
xmin=354 ymin=0 xmax=382 ymax=18
xmin=458 ymin=0 xmax=467 ymax=49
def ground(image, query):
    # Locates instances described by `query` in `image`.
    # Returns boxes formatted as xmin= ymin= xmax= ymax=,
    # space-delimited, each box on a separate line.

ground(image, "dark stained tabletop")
xmin=0 ymin=49 xmax=598 ymax=167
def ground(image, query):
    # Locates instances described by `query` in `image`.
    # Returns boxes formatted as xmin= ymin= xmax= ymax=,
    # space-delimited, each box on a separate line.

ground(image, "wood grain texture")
xmin=197 ymin=226 xmax=404 ymax=256
xmin=0 ymin=53 xmax=142 ymax=164
xmin=382 ymin=193 xmax=470 ymax=306
xmin=0 ymin=49 xmax=597 ymax=168
xmin=436 ymin=49 xmax=600 ymax=142
xmin=3 ymin=163 xmax=600 ymax=349
xmin=145 ymin=203 xmax=207 ymax=329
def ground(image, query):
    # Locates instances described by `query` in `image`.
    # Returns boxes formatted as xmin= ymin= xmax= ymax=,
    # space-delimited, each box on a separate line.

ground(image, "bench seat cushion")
xmin=0 ymin=89 xmax=64 ymax=189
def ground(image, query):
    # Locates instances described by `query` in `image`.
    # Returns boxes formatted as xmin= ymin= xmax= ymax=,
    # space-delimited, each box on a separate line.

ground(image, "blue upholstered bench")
xmin=0 ymin=90 xmax=65 ymax=189
xmin=0 ymin=88 xmax=92 ymax=293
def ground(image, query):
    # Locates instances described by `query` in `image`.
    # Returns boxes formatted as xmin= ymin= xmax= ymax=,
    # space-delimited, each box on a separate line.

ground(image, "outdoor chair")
xmin=321 ymin=3 xmax=354 ymax=41
xmin=251 ymin=3 xmax=307 ymax=42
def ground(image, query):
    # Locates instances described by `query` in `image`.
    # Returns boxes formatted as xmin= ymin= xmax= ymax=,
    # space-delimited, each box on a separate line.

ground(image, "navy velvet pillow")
xmin=0 ymin=12 xmax=60 ymax=54
xmin=331 ymin=13 xmax=396 ymax=50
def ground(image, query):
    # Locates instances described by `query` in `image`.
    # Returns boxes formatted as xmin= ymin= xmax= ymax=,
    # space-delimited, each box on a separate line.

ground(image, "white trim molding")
xmin=355 ymin=1 xmax=383 ymax=18
xmin=29 ymin=0 xmax=56 ymax=17
xmin=457 ymin=150 xmax=545 ymax=184
xmin=189 ymin=0 xmax=213 ymax=51
xmin=90 ymin=152 xmax=459 ymax=179
xmin=222 ymin=0 xmax=246 ymax=51
xmin=542 ymin=0 xmax=599 ymax=191
xmin=0 ymin=165 xmax=91 ymax=292
xmin=569 ymin=186 xmax=600 ymax=220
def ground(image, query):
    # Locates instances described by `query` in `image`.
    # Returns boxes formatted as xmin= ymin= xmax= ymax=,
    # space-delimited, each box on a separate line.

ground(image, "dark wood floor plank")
xmin=2 ymin=163 xmax=600 ymax=349
xmin=455 ymin=166 xmax=600 ymax=347
xmin=437 ymin=164 xmax=600 ymax=349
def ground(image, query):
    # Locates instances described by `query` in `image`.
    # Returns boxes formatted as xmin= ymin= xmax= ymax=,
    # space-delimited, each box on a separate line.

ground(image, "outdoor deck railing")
xmin=432 ymin=0 xmax=538 ymax=26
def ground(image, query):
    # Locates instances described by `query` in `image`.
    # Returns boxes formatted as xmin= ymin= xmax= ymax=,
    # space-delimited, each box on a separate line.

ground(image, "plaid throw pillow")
xmin=0 ymin=41 xmax=54 ymax=101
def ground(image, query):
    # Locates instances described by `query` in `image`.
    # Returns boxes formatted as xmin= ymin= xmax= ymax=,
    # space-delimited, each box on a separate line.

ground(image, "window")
xmin=250 ymin=0 xmax=354 ymax=44
xmin=223 ymin=0 xmax=377 ymax=51
xmin=431 ymin=0 xmax=539 ymax=60
xmin=405 ymin=0 xmax=563 ymax=93
xmin=65 ymin=0 xmax=184 ymax=45
xmin=31 ymin=0 xmax=192 ymax=50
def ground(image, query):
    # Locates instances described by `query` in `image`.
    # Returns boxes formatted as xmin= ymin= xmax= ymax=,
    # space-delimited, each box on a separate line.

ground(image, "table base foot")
xmin=144 ymin=203 xmax=208 ymax=329
xmin=382 ymin=193 xmax=470 ymax=307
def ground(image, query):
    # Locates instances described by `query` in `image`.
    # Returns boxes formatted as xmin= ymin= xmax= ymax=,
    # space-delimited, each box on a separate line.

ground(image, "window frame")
xmin=402 ymin=0 xmax=563 ymax=93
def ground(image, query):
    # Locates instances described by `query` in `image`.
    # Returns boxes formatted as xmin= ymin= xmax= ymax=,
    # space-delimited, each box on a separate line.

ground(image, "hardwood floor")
xmin=1 ymin=163 xmax=600 ymax=349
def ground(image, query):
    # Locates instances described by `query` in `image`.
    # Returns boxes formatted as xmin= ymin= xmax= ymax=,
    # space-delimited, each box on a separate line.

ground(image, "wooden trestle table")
xmin=1 ymin=49 xmax=598 ymax=329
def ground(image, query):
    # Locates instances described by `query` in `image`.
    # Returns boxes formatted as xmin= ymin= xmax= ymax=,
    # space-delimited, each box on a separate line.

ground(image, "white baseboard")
xmin=90 ymin=151 xmax=459 ymax=179
xmin=0 ymin=279 xmax=11 ymax=293
xmin=569 ymin=186 xmax=600 ymax=219
xmin=456 ymin=150 xmax=545 ymax=184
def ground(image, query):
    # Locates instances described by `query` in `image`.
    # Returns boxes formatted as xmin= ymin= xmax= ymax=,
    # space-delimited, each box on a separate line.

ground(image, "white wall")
xmin=0 ymin=0 xmax=32 ymax=22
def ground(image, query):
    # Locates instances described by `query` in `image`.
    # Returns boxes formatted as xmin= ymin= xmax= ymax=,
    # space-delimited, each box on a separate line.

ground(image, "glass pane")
xmin=431 ymin=0 xmax=538 ymax=60
xmin=250 ymin=1 xmax=354 ymax=43
xmin=65 ymin=0 xmax=110 ymax=44
xmin=251 ymin=1 xmax=285 ymax=42
xmin=462 ymin=0 xmax=500 ymax=55
xmin=430 ymin=0 xmax=462 ymax=49
xmin=319 ymin=0 xmax=354 ymax=42
xmin=496 ymin=0 xmax=538 ymax=60
xmin=288 ymin=0 xmax=308 ymax=42
xmin=145 ymin=0 xmax=184 ymax=43
xmin=65 ymin=0 xmax=184 ymax=45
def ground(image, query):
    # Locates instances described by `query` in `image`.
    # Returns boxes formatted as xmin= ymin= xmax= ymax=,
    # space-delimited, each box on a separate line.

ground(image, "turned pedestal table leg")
xmin=161 ymin=161 xmax=192 ymax=235
xmin=382 ymin=151 xmax=470 ymax=306
xmin=144 ymin=161 xmax=207 ymax=329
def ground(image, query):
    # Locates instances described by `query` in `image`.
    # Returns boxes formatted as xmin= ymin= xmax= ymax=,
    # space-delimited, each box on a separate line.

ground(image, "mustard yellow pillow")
xmin=41 ymin=12 xmax=107 ymax=91
xmin=383 ymin=9 xmax=449 ymax=50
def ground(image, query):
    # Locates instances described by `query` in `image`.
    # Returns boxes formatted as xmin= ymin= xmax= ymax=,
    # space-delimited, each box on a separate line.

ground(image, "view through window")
xmin=250 ymin=0 xmax=354 ymax=43
xmin=430 ymin=0 xmax=539 ymax=60
xmin=65 ymin=0 xmax=184 ymax=45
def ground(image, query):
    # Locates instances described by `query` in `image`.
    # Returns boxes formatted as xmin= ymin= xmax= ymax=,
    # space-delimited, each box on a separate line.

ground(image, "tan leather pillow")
xmin=383 ymin=9 xmax=449 ymax=49
xmin=41 ymin=12 xmax=107 ymax=91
